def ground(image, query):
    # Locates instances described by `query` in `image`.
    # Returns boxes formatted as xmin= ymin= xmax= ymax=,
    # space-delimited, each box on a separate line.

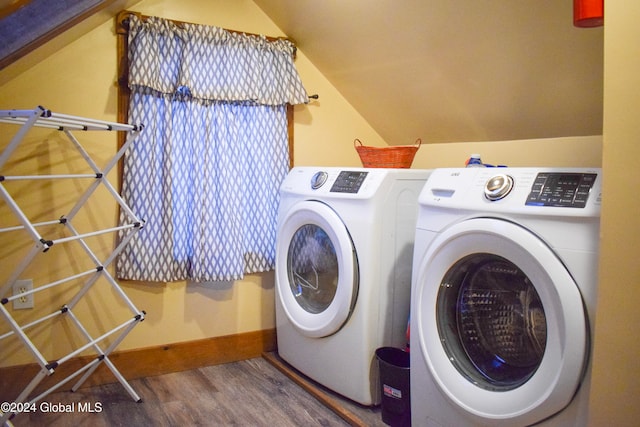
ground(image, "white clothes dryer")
xmin=276 ymin=167 xmax=431 ymax=405
xmin=410 ymin=168 xmax=602 ymax=426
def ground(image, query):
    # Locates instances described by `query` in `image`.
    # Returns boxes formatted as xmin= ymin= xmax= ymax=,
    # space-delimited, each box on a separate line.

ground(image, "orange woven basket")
xmin=354 ymin=138 xmax=421 ymax=168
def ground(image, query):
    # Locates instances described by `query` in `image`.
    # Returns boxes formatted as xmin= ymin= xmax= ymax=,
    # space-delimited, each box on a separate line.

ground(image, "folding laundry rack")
xmin=0 ymin=106 xmax=146 ymax=424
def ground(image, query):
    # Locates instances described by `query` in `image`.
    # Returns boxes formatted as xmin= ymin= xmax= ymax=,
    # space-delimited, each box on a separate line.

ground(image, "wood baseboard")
xmin=0 ymin=328 xmax=276 ymax=402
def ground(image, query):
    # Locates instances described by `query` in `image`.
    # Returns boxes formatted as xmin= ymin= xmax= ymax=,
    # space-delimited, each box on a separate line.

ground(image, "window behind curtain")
xmin=115 ymin=14 xmax=308 ymax=283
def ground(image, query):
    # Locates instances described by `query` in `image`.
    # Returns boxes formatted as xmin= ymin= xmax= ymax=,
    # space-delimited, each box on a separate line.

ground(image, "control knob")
xmin=484 ymin=174 xmax=514 ymax=201
xmin=310 ymin=171 xmax=328 ymax=189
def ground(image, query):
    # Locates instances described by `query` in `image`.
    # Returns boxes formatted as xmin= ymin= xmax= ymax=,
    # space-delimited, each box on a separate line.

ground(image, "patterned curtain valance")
xmin=127 ymin=14 xmax=309 ymax=106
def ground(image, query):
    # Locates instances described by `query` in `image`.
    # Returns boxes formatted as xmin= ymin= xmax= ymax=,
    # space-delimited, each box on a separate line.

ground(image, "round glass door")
xmin=287 ymin=224 xmax=339 ymax=314
xmin=276 ymin=201 xmax=358 ymax=338
xmin=437 ymin=253 xmax=547 ymax=392
xmin=415 ymin=218 xmax=588 ymax=425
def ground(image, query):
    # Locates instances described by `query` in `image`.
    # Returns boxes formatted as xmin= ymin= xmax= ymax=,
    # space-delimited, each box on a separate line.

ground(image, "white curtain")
xmin=116 ymin=15 xmax=308 ymax=282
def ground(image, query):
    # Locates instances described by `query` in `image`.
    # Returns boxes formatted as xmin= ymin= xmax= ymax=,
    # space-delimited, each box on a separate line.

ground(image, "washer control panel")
xmin=525 ymin=172 xmax=598 ymax=208
xmin=420 ymin=168 xmax=601 ymax=216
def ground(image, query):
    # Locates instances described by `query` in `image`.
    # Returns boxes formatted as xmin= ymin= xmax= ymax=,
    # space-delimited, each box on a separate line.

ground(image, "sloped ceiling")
xmin=0 ymin=0 xmax=104 ymax=66
xmin=0 ymin=0 xmax=141 ymax=83
xmin=254 ymin=0 xmax=604 ymax=145
xmin=0 ymin=1 xmax=604 ymax=146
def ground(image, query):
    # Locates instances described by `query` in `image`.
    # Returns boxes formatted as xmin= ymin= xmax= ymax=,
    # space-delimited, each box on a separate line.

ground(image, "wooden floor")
xmin=5 ymin=355 xmax=386 ymax=427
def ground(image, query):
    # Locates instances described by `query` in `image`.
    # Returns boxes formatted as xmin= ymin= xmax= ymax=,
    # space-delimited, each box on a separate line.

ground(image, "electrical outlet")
xmin=13 ymin=279 xmax=34 ymax=310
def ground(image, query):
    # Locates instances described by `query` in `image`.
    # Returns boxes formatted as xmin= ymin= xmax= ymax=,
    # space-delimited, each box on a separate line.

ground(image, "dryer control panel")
xmin=329 ymin=171 xmax=368 ymax=193
xmin=525 ymin=172 xmax=598 ymax=208
xmin=282 ymin=167 xmax=431 ymax=200
xmin=309 ymin=170 xmax=369 ymax=193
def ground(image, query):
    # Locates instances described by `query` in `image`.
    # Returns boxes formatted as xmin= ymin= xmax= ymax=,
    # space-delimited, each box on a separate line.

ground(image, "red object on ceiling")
xmin=574 ymin=0 xmax=604 ymax=27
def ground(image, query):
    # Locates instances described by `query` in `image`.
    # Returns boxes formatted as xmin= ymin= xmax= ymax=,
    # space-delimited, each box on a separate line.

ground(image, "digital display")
xmin=526 ymin=173 xmax=597 ymax=208
xmin=330 ymin=171 xmax=368 ymax=193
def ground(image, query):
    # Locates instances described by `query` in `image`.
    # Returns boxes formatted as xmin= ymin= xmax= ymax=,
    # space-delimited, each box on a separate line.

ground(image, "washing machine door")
xmin=415 ymin=218 xmax=588 ymax=425
xmin=276 ymin=200 xmax=358 ymax=338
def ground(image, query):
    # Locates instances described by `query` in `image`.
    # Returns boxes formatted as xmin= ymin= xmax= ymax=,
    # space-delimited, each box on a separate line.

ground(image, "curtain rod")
xmin=115 ymin=10 xmax=297 ymax=57
xmin=115 ymin=12 xmax=318 ymax=102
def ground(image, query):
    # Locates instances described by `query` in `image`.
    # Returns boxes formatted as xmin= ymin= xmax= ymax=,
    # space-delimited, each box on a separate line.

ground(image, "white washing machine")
xmin=275 ymin=166 xmax=431 ymax=406
xmin=410 ymin=167 xmax=602 ymax=426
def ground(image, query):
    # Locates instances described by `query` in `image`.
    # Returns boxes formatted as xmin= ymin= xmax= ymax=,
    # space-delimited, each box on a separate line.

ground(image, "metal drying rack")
xmin=0 ymin=106 xmax=146 ymax=425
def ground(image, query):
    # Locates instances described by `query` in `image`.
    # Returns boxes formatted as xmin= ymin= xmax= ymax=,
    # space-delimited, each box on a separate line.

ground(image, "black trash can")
xmin=376 ymin=347 xmax=411 ymax=426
